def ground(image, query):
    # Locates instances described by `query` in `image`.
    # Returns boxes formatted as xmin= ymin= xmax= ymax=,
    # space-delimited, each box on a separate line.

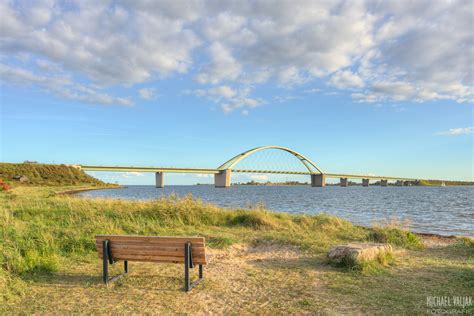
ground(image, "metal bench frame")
xmin=101 ymin=240 xmax=204 ymax=291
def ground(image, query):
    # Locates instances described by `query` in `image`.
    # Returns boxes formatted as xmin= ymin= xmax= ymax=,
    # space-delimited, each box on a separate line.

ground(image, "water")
xmin=77 ymin=185 xmax=474 ymax=237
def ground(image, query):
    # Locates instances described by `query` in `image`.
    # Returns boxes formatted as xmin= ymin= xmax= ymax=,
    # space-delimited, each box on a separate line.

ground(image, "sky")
xmin=0 ymin=0 xmax=473 ymax=185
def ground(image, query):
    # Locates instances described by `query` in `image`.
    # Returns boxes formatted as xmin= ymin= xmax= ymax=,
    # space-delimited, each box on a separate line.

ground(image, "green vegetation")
xmin=1 ymin=186 xmax=473 ymax=314
xmin=369 ymin=226 xmax=424 ymax=250
xmin=349 ymin=251 xmax=395 ymax=275
xmin=0 ymin=162 xmax=107 ymax=186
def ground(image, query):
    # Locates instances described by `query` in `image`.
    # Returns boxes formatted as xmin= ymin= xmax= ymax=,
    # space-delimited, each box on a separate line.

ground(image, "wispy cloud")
xmin=249 ymin=174 xmax=269 ymax=181
xmin=0 ymin=63 xmax=133 ymax=106
xmin=122 ymin=172 xmax=144 ymax=178
xmin=437 ymin=127 xmax=473 ymax=136
xmin=138 ymin=88 xmax=157 ymax=100
xmin=185 ymin=86 xmax=263 ymax=113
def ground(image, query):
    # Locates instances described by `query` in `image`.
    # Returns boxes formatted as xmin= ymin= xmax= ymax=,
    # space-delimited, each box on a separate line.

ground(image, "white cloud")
xmin=194 ymin=42 xmax=242 ymax=84
xmin=122 ymin=172 xmax=144 ymax=178
xmin=0 ymin=63 xmax=133 ymax=106
xmin=329 ymin=70 xmax=364 ymax=89
xmin=274 ymin=95 xmax=301 ymax=103
xmin=200 ymin=12 xmax=247 ymax=42
xmin=188 ymin=86 xmax=263 ymax=113
xmin=304 ymin=88 xmax=322 ymax=94
xmin=138 ymin=88 xmax=157 ymax=100
xmin=0 ymin=0 xmax=472 ymax=108
xmin=437 ymin=127 xmax=474 ymax=136
xmin=220 ymin=89 xmax=263 ymax=113
xmin=196 ymin=174 xmax=211 ymax=178
xmin=249 ymin=175 xmax=269 ymax=181
xmin=208 ymin=85 xmax=236 ymax=98
xmin=1 ymin=1 xmax=200 ymax=85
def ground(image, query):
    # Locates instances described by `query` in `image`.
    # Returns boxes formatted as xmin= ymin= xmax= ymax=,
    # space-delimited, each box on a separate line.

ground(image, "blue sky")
xmin=1 ymin=1 xmax=473 ymax=184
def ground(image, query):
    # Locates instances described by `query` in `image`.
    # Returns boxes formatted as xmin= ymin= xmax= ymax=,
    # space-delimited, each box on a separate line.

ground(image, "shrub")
xmin=228 ymin=211 xmax=277 ymax=229
xmin=0 ymin=179 xmax=11 ymax=191
xmin=369 ymin=227 xmax=424 ymax=250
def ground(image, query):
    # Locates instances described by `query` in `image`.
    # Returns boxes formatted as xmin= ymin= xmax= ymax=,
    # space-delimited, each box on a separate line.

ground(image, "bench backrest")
xmin=95 ymin=235 xmax=207 ymax=265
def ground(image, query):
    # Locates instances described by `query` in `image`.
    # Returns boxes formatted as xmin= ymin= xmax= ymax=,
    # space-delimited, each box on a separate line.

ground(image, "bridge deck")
xmin=80 ymin=165 xmax=419 ymax=181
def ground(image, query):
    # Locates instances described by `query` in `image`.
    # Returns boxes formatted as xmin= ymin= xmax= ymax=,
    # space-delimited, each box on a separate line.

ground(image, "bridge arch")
xmin=217 ymin=145 xmax=324 ymax=174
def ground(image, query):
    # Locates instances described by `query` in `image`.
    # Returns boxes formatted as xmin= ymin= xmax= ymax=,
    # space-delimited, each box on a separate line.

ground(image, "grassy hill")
xmin=0 ymin=163 xmax=106 ymax=186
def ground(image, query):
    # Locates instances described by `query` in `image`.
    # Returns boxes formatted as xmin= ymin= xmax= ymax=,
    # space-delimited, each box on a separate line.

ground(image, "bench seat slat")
xmin=97 ymin=248 xmax=206 ymax=256
xmin=96 ymin=235 xmax=205 ymax=243
xmin=96 ymin=241 xmax=205 ymax=248
xmin=97 ymin=249 xmax=206 ymax=258
xmin=95 ymin=240 xmax=205 ymax=250
xmin=110 ymin=254 xmax=207 ymax=264
xmin=96 ymin=242 xmax=205 ymax=252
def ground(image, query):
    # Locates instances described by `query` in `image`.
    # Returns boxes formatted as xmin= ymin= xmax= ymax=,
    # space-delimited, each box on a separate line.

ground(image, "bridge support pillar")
xmin=340 ymin=178 xmax=348 ymax=187
xmin=311 ymin=174 xmax=326 ymax=187
xmin=362 ymin=179 xmax=369 ymax=187
xmin=380 ymin=179 xmax=388 ymax=187
xmin=155 ymin=172 xmax=164 ymax=188
xmin=215 ymin=170 xmax=231 ymax=188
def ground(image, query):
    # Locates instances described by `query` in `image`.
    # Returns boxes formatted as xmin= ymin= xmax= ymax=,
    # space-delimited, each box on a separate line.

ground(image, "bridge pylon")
xmin=311 ymin=174 xmax=326 ymax=187
xmin=215 ymin=170 xmax=231 ymax=188
xmin=155 ymin=172 xmax=164 ymax=188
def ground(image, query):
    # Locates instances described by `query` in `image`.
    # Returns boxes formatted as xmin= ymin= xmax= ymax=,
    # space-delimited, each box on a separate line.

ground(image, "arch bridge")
xmin=80 ymin=145 xmax=419 ymax=188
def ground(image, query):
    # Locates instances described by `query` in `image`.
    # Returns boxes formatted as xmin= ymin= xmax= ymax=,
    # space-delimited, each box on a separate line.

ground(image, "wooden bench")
xmin=95 ymin=235 xmax=207 ymax=291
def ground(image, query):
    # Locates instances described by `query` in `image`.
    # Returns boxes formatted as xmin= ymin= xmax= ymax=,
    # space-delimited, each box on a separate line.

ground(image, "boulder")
xmin=327 ymin=243 xmax=392 ymax=266
xmin=12 ymin=175 xmax=29 ymax=183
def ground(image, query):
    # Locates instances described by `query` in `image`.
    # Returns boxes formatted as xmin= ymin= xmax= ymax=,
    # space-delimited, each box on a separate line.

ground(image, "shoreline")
xmin=54 ymin=185 xmax=124 ymax=195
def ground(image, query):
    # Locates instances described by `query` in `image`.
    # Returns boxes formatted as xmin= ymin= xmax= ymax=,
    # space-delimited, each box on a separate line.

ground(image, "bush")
xmin=369 ymin=227 xmax=424 ymax=250
xmin=228 ymin=211 xmax=278 ymax=228
xmin=0 ymin=179 xmax=11 ymax=191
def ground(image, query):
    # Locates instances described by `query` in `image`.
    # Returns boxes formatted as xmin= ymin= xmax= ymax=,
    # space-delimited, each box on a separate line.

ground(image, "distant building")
xmin=23 ymin=160 xmax=38 ymax=164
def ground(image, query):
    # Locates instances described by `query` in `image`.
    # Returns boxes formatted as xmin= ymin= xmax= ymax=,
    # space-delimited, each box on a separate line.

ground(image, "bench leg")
xmin=102 ymin=240 xmax=109 ymax=284
xmin=102 ymin=240 xmax=128 ymax=284
xmin=184 ymin=243 xmax=204 ymax=292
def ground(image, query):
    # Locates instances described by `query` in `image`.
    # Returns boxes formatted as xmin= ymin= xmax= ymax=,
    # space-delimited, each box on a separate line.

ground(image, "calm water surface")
xmin=77 ymin=185 xmax=474 ymax=237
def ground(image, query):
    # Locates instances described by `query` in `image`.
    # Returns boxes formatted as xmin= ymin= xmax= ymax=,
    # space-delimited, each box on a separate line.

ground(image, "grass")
xmin=1 ymin=185 xmax=473 ymax=314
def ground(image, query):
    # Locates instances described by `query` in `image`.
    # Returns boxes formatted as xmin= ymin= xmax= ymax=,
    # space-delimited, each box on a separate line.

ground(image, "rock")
xmin=327 ymin=243 xmax=393 ymax=266
xmin=12 ymin=175 xmax=29 ymax=183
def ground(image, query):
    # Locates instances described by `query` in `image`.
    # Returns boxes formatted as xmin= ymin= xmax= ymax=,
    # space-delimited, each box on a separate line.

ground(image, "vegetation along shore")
xmin=0 ymin=164 xmax=473 ymax=314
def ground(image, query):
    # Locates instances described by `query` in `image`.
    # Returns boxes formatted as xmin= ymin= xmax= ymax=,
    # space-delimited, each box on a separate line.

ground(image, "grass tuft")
xmin=369 ymin=227 xmax=424 ymax=250
xmin=207 ymin=236 xmax=236 ymax=249
xmin=229 ymin=211 xmax=279 ymax=228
